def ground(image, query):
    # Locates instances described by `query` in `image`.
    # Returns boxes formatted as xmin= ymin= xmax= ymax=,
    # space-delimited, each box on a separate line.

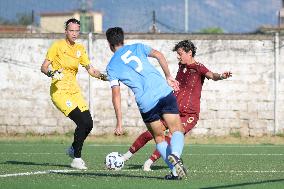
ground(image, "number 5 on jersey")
xmin=121 ymin=50 xmax=143 ymax=72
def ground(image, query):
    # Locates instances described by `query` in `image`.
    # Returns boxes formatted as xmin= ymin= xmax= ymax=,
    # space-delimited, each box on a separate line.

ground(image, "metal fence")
xmin=0 ymin=0 xmax=282 ymax=34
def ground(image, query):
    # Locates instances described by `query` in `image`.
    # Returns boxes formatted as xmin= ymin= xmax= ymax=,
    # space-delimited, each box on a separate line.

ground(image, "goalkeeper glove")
xmin=47 ymin=70 xmax=64 ymax=80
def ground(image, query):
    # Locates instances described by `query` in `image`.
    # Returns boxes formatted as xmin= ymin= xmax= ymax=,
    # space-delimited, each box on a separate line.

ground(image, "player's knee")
xmin=84 ymin=119 xmax=93 ymax=131
xmin=77 ymin=116 xmax=93 ymax=133
xmin=180 ymin=126 xmax=185 ymax=133
xmin=169 ymin=123 xmax=184 ymax=133
xmin=153 ymin=133 xmax=165 ymax=144
xmin=82 ymin=111 xmax=93 ymax=130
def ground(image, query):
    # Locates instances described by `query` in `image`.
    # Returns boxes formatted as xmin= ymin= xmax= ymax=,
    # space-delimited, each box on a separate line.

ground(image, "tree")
xmin=199 ymin=27 xmax=224 ymax=34
xmin=0 ymin=12 xmax=33 ymax=26
xmin=0 ymin=17 xmax=13 ymax=25
xmin=16 ymin=12 xmax=33 ymax=25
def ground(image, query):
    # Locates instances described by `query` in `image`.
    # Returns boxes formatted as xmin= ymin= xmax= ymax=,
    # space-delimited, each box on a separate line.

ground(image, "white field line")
xmin=188 ymin=153 xmax=284 ymax=156
xmin=1 ymin=152 xmax=284 ymax=156
xmin=1 ymin=169 xmax=284 ymax=178
xmin=0 ymin=152 xmax=63 ymax=155
xmin=88 ymin=144 xmax=284 ymax=148
xmin=1 ymin=144 xmax=284 ymax=148
xmin=191 ymin=170 xmax=284 ymax=173
xmin=0 ymin=169 xmax=77 ymax=178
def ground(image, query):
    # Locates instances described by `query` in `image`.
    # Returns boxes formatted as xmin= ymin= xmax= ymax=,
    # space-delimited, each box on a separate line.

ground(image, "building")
xmin=280 ymin=0 xmax=284 ymax=26
xmin=40 ymin=11 xmax=103 ymax=33
xmin=0 ymin=25 xmax=30 ymax=33
xmin=258 ymin=0 xmax=284 ymax=34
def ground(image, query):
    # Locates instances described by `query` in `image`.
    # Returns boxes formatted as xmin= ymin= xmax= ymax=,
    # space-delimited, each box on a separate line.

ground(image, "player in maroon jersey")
xmin=122 ymin=40 xmax=232 ymax=175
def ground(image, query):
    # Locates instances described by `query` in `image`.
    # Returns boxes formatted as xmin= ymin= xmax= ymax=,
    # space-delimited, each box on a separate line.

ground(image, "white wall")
xmin=0 ymin=33 xmax=283 ymax=137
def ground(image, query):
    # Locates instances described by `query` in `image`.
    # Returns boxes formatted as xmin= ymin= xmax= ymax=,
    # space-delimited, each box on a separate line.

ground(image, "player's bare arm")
xmin=205 ymin=71 xmax=232 ymax=81
xmin=111 ymin=86 xmax=123 ymax=136
xmin=84 ymin=64 xmax=108 ymax=81
xmin=148 ymin=49 xmax=180 ymax=91
xmin=41 ymin=59 xmax=51 ymax=75
xmin=41 ymin=59 xmax=64 ymax=80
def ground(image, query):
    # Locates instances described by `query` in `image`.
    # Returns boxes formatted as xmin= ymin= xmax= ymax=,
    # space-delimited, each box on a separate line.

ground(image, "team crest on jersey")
xmin=66 ymin=100 xmax=73 ymax=108
xmin=76 ymin=50 xmax=81 ymax=58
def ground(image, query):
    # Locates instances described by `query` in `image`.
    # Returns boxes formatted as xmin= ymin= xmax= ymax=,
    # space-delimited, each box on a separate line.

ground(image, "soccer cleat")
xmin=66 ymin=146 xmax=74 ymax=159
xmin=142 ymin=159 xmax=153 ymax=171
xmin=164 ymin=173 xmax=182 ymax=180
xmin=71 ymin=158 xmax=87 ymax=170
xmin=168 ymin=154 xmax=187 ymax=178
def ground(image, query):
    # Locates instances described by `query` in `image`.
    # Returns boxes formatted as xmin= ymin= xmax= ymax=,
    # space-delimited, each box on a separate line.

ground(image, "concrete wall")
xmin=0 ymin=33 xmax=283 ymax=137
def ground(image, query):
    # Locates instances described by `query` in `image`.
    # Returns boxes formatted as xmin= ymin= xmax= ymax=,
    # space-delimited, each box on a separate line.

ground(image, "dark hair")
xmin=65 ymin=18 xmax=80 ymax=30
xmin=106 ymin=27 xmax=124 ymax=47
xmin=173 ymin=40 xmax=197 ymax=57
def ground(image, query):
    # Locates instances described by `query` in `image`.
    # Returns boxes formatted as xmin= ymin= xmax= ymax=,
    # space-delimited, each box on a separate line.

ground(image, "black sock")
xmin=68 ymin=107 xmax=93 ymax=158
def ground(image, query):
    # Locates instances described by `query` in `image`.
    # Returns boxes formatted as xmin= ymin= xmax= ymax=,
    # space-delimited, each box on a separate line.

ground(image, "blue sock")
xmin=170 ymin=131 xmax=184 ymax=158
xmin=156 ymin=141 xmax=174 ymax=170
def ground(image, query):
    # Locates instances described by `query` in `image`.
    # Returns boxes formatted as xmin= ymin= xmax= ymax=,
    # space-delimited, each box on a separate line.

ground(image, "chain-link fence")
xmin=0 ymin=0 xmax=283 ymax=34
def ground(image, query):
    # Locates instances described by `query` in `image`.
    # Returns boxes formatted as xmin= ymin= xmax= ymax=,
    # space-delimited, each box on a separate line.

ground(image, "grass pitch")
xmin=0 ymin=136 xmax=283 ymax=189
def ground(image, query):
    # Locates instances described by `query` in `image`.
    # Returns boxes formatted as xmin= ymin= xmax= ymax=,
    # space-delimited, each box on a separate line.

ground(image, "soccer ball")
xmin=105 ymin=152 xmax=125 ymax=170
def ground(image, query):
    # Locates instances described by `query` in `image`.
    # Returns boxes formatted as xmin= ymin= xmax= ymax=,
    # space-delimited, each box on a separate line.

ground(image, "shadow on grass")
xmin=55 ymin=171 xmax=163 ymax=180
xmin=126 ymin=163 xmax=167 ymax=171
xmin=201 ymin=178 xmax=284 ymax=189
xmin=3 ymin=160 xmax=70 ymax=168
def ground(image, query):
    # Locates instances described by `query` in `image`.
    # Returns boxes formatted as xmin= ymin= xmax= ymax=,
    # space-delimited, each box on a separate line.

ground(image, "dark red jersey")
xmin=174 ymin=62 xmax=210 ymax=117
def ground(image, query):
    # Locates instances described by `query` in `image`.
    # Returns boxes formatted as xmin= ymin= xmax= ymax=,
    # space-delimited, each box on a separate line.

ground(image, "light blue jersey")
xmin=106 ymin=43 xmax=172 ymax=113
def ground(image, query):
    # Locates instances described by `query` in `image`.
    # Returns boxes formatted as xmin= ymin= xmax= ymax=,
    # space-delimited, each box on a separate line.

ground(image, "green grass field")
xmin=0 ymin=136 xmax=284 ymax=189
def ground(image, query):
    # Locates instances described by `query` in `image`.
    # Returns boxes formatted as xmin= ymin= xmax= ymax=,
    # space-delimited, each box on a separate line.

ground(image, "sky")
xmin=0 ymin=0 xmax=282 ymax=33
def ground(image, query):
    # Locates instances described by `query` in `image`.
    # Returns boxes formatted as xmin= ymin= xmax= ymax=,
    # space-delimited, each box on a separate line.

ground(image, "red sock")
xmin=129 ymin=131 xmax=153 ymax=154
xmin=149 ymin=135 xmax=172 ymax=162
xmin=150 ymin=150 xmax=161 ymax=162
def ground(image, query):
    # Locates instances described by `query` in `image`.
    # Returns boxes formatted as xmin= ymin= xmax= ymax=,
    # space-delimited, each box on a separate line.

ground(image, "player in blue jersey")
xmin=105 ymin=27 xmax=187 ymax=180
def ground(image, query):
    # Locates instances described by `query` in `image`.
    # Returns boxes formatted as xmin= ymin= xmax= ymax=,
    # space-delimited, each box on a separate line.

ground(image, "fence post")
xmin=274 ymin=32 xmax=280 ymax=135
xmin=88 ymin=32 xmax=94 ymax=118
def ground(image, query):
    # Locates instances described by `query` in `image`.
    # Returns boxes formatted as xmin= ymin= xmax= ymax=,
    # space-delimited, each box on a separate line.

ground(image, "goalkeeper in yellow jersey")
xmin=41 ymin=18 xmax=107 ymax=170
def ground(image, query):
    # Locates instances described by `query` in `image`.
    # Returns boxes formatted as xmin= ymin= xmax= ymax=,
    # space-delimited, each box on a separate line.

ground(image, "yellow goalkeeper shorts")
xmin=51 ymin=91 xmax=89 ymax=116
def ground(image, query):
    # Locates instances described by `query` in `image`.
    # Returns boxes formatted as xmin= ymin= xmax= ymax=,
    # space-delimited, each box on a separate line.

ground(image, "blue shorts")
xmin=141 ymin=92 xmax=179 ymax=123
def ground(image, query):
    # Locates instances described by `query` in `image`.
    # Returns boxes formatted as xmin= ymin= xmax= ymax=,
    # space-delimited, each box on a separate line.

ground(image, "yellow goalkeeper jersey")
xmin=46 ymin=39 xmax=91 ymax=116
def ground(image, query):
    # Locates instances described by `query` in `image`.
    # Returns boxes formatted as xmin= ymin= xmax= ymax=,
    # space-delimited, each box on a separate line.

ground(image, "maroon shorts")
xmin=180 ymin=113 xmax=199 ymax=134
xmin=161 ymin=113 xmax=199 ymax=134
